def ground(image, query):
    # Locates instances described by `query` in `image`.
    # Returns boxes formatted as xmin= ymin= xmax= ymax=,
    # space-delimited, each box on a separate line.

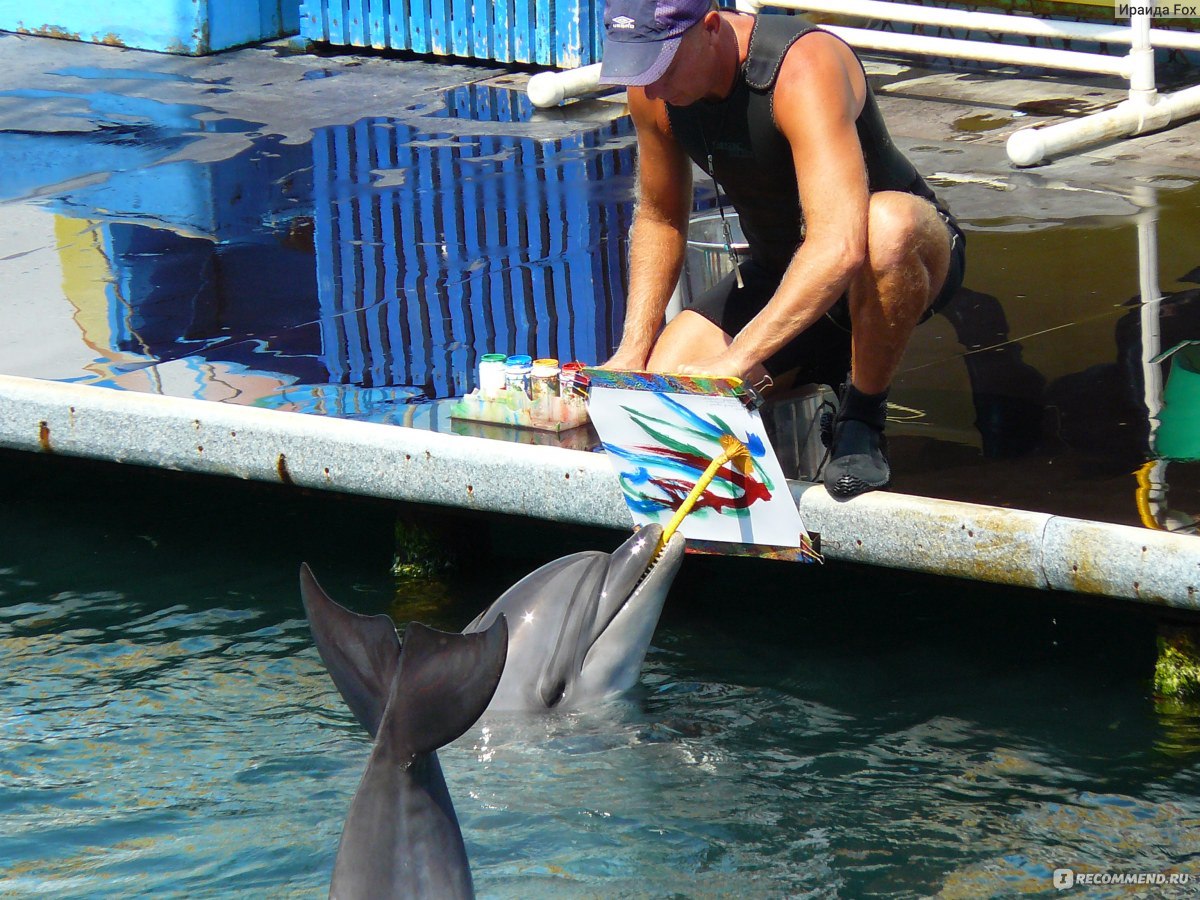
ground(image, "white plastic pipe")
xmin=527 ymin=0 xmax=1144 ymax=110
xmin=771 ymin=0 xmax=1200 ymax=51
xmin=1131 ymin=185 xmax=1163 ymax=431
xmin=823 ymin=25 xmax=1129 ymax=76
xmin=1007 ymin=81 xmax=1200 ymax=165
xmin=1129 ymin=13 xmax=1158 ymax=100
xmin=527 ymin=63 xmax=603 ymax=108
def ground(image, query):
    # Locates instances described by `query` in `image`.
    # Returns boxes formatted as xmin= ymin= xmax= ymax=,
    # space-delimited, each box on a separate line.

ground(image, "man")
xmin=598 ymin=0 xmax=966 ymax=499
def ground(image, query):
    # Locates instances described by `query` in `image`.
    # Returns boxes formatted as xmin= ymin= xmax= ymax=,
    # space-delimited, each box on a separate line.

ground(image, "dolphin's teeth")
xmin=630 ymin=545 xmax=666 ymax=597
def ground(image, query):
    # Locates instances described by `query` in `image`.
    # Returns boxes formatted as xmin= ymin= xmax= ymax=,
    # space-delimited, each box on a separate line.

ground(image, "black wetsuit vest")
xmin=666 ymin=14 xmax=945 ymax=274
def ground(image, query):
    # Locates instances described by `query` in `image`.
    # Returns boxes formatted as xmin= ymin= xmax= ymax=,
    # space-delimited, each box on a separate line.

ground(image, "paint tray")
xmin=450 ymin=390 xmax=590 ymax=433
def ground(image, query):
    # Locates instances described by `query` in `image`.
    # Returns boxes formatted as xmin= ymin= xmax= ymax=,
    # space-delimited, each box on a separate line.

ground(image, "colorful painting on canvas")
xmin=583 ymin=369 xmax=813 ymax=554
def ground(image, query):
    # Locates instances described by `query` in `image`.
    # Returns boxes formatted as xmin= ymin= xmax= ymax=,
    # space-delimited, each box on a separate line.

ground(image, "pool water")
xmin=3 ymin=451 xmax=1199 ymax=897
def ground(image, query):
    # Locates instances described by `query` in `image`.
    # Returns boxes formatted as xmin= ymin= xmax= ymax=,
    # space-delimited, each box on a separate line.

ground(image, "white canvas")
xmin=588 ymin=384 xmax=806 ymax=548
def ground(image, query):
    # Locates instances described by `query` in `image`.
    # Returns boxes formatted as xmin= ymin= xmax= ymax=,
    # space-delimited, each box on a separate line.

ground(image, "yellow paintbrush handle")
xmin=656 ymin=435 xmax=752 ymax=551
xmin=659 ymin=449 xmax=734 ymax=547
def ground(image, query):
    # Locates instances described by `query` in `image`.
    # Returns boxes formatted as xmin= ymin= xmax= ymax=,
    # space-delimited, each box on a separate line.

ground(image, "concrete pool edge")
xmin=3 ymin=374 xmax=1197 ymax=610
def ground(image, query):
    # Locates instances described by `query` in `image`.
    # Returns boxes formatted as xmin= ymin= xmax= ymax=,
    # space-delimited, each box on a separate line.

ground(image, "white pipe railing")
xmin=1005 ymin=82 xmax=1200 ymax=164
xmin=820 ymin=24 xmax=1130 ymax=76
xmin=743 ymin=0 xmax=1200 ymax=165
xmin=776 ymin=0 xmax=1200 ymax=50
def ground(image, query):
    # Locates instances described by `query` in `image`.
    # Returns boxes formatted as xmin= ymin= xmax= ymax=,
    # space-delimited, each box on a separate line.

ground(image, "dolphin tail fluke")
xmin=300 ymin=562 xmax=401 ymax=739
xmin=383 ymin=617 xmax=509 ymax=757
xmin=329 ymin=618 xmax=506 ymax=900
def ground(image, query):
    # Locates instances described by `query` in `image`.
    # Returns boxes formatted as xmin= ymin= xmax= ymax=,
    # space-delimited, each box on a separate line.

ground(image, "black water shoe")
xmin=824 ymin=385 xmax=891 ymax=499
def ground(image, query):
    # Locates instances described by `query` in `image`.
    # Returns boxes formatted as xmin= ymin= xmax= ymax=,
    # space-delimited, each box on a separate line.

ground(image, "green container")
xmin=1157 ymin=343 xmax=1200 ymax=461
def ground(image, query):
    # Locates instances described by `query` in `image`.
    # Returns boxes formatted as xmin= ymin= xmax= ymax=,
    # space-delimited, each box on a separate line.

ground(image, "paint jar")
xmin=560 ymin=361 xmax=585 ymax=398
xmin=560 ymin=361 xmax=587 ymax=417
xmin=478 ymin=353 xmax=507 ymax=400
xmin=531 ymin=358 xmax=560 ymax=415
xmin=504 ymin=355 xmax=533 ymax=399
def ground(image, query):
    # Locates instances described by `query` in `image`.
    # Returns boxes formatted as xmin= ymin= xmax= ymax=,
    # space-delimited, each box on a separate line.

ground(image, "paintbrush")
xmin=658 ymin=434 xmax=753 ymax=550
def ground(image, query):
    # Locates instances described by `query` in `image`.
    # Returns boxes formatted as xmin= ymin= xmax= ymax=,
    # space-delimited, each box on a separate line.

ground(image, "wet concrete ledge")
xmin=4 ymin=374 xmax=1197 ymax=611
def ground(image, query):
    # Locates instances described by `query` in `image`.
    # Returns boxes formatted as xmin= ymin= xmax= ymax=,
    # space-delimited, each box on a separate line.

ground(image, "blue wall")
xmin=300 ymin=0 xmax=604 ymax=67
xmin=1 ymin=0 xmax=301 ymax=54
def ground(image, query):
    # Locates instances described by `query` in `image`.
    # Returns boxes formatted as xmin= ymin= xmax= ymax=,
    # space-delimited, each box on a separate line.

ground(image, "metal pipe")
xmin=3 ymin=374 xmax=1199 ymax=610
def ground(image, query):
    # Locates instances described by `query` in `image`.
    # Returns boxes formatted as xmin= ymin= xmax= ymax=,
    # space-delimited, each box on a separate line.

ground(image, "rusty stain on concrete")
xmin=18 ymin=25 xmax=83 ymax=42
xmin=1052 ymin=525 xmax=1200 ymax=606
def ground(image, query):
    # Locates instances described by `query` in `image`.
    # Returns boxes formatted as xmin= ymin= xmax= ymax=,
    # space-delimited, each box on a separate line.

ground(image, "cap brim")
xmin=599 ymin=36 xmax=682 ymax=87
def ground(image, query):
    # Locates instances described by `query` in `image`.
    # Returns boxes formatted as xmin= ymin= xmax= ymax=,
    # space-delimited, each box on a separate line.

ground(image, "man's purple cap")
xmin=600 ymin=0 xmax=713 ymax=87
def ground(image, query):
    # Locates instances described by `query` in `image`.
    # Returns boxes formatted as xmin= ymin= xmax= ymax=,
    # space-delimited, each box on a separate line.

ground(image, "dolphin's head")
xmin=466 ymin=525 xmax=685 ymax=711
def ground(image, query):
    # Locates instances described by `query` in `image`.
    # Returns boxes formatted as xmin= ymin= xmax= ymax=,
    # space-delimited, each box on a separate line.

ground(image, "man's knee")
xmin=864 ymin=192 xmax=948 ymax=281
xmin=646 ymin=310 xmax=733 ymax=371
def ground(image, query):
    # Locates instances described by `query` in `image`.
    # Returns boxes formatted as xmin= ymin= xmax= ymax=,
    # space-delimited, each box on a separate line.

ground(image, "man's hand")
xmin=671 ymin=350 xmax=747 ymax=381
xmin=600 ymin=347 xmax=649 ymax=371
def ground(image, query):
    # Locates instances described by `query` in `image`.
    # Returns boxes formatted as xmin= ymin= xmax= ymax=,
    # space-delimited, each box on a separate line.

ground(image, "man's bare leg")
xmin=825 ymin=191 xmax=952 ymax=498
xmin=849 ymin=192 xmax=951 ymax=393
xmin=647 ymin=309 xmax=774 ymax=388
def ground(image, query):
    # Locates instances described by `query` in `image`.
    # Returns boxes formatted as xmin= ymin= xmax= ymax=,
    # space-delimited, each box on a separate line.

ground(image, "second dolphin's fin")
xmin=300 ymin=562 xmax=400 ymax=738
xmin=381 ymin=618 xmax=509 ymax=757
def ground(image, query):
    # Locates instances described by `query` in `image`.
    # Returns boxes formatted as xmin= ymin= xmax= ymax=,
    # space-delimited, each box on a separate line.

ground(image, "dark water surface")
xmin=3 ymin=451 xmax=1199 ymax=897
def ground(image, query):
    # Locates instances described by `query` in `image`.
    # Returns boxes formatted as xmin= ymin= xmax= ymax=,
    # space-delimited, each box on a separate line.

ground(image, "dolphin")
xmin=301 ymin=567 xmax=508 ymax=900
xmin=300 ymin=523 xmax=685 ymax=715
xmin=462 ymin=523 xmax=685 ymax=710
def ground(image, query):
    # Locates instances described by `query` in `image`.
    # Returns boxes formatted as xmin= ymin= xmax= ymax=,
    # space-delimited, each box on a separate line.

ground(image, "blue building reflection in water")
xmin=311 ymin=85 xmax=636 ymax=399
xmin=42 ymin=129 xmax=324 ymax=385
xmin=10 ymin=79 xmax=638 ymax=421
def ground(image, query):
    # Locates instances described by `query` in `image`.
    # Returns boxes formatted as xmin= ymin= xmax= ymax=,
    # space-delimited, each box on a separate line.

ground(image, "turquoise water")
xmin=3 ymin=451 xmax=1200 ymax=898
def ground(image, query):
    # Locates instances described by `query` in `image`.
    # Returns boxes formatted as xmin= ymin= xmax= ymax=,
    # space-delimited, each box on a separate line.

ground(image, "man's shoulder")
xmin=774 ymin=29 xmax=860 ymax=98
xmin=747 ymin=16 xmax=851 ymax=92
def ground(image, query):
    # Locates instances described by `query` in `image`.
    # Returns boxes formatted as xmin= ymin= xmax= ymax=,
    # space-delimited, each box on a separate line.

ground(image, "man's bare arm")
xmin=678 ymin=33 xmax=870 ymax=378
xmin=605 ymin=88 xmax=694 ymax=370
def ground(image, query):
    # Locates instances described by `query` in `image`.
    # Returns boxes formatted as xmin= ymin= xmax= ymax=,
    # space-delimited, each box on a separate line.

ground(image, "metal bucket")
xmin=667 ymin=210 xmax=749 ymax=318
xmin=669 ymin=210 xmax=830 ymax=482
